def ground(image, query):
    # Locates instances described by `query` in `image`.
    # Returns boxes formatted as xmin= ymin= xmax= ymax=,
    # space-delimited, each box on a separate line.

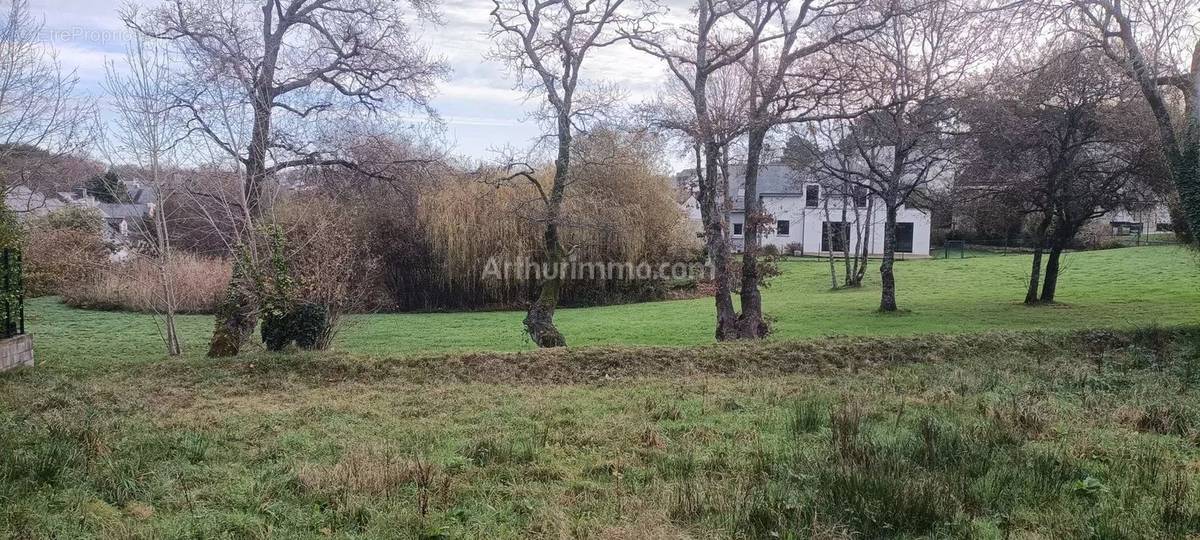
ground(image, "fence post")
xmin=16 ymin=250 xmax=22 ymax=336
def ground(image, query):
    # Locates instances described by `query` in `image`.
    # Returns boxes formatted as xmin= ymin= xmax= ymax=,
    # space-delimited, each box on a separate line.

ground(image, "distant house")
xmin=679 ymin=192 xmax=704 ymax=236
xmin=1103 ymin=201 xmax=1174 ymax=236
xmin=5 ymin=185 xmax=70 ymax=216
xmin=676 ymin=163 xmax=932 ymax=257
xmin=5 ymin=185 xmax=156 ymax=260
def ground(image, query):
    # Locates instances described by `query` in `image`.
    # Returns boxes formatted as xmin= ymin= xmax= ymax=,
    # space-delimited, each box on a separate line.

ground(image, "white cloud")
xmin=36 ymin=0 xmax=689 ymax=161
xmin=50 ymin=42 xmax=115 ymax=80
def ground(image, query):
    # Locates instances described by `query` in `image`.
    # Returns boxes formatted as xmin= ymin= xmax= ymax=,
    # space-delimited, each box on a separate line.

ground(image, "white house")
xmin=724 ymin=163 xmax=932 ymax=257
xmin=680 ymin=192 xmax=704 ymax=233
xmin=1103 ymin=201 xmax=1173 ymax=236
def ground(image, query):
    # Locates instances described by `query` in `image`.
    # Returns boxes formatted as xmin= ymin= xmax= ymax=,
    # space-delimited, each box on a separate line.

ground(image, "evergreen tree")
xmin=84 ymin=171 xmax=129 ymax=203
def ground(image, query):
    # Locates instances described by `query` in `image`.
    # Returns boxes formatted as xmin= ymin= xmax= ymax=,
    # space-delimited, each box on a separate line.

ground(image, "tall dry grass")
xmin=62 ymin=253 xmax=231 ymax=314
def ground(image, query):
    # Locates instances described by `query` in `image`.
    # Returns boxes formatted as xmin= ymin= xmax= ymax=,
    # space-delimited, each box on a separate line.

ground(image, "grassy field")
xmin=23 ymin=245 xmax=1200 ymax=372
xmin=4 ymin=245 xmax=1200 ymax=538
xmin=3 ymin=330 xmax=1200 ymax=538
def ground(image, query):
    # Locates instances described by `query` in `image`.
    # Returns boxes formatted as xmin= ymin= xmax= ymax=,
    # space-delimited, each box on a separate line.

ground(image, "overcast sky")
xmin=33 ymin=0 xmax=683 ymax=165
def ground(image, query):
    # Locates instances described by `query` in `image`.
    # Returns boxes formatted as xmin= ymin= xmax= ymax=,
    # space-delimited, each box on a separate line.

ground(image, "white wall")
xmin=731 ymin=192 xmax=932 ymax=257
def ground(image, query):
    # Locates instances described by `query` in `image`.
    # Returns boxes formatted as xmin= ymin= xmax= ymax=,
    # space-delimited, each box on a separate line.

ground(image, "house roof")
xmin=97 ymin=203 xmax=149 ymax=220
xmin=729 ymin=163 xmax=810 ymax=211
xmin=129 ymin=187 xmax=158 ymax=205
xmin=4 ymin=186 xmax=73 ymax=216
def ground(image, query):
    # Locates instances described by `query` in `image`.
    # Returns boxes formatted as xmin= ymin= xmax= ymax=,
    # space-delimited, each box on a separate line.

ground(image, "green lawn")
xmin=5 ymin=245 xmax=1200 ymax=538
xmin=26 ymin=245 xmax=1200 ymax=371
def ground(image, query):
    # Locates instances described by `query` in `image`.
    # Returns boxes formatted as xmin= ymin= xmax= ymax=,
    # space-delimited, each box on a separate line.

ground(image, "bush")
xmin=23 ymin=207 xmax=109 ymax=297
xmin=24 ymin=229 xmax=108 ymax=297
xmin=1074 ymin=220 xmax=1122 ymax=250
xmin=262 ymin=301 xmax=329 ymax=352
xmin=262 ymin=198 xmax=375 ymax=350
xmin=61 ymin=254 xmax=231 ymax=313
xmin=41 ymin=206 xmax=104 ymax=233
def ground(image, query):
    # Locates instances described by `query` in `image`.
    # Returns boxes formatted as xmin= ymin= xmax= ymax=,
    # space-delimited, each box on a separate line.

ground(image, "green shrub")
xmin=260 ymin=228 xmax=333 ymax=352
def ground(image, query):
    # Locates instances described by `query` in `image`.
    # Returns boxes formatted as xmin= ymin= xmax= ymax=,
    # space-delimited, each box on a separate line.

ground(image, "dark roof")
xmin=129 ymin=187 xmax=158 ymax=205
xmin=729 ymin=163 xmax=810 ymax=211
xmin=97 ymin=203 xmax=149 ymax=220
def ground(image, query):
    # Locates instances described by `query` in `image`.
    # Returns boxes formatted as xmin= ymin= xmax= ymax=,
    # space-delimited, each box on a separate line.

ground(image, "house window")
xmin=776 ymin=220 xmax=790 ymax=236
xmin=805 ymin=185 xmax=819 ymax=207
xmin=853 ymin=189 xmax=868 ymax=208
xmin=733 ymin=222 xmax=744 ymax=236
xmin=821 ymin=221 xmax=849 ymax=252
xmin=896 ymin=222 xmax=914 ymax=253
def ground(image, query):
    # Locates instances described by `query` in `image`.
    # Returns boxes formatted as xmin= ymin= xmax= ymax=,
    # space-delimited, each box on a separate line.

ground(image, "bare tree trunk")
xmin=850 ymin=197 xmax=873 ymax=287
xmin=879 ymin=205 xmax=898 ymax=312
xmin=1025 ymin=246 xmax=1044 ymax=305
xmin=524 ymin=118 xmax=570 ymax=348
xmin=205 ymin=18 xmax=280 ymax=358
xmin=1040 ymin=244 xmax=1064 ymax=303
xmin=1040 ymin=222 xmax=1078 ymax=304
xmin=823 ymin=196 xmax=839 ymax=289
xmin=840 ymin=194 xmax=850 ymax=287
xmin=153 ymin=190 xmax=181 ymax=356
xmin=735 ymin=127 xmax=769 ymax=338
xmin=1130 ymin=76 xmax=1200 ymax=247
xmin=524 ymin=228 xmax=565 ymax=347
xmin=1106 ymin=18 xmax=1200 ymax=243
xmin=700 ymin=142 xmax=738 ymax=340
xmin=1025 ymin=215 xmax=1051 ymax=305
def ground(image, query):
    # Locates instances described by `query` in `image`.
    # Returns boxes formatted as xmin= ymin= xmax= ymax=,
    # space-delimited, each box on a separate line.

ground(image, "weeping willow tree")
xmin=422 ymin=130 xmax=696 ymax=311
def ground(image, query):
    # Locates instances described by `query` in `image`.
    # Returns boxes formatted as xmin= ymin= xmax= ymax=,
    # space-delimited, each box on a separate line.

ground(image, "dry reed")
xmin=62 ymin=253 xmax=231 ymax=314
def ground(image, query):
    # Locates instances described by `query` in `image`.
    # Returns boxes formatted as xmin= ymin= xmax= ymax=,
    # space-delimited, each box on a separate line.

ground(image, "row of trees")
xmin=5 ymin=0 xmax=1200 ymax=355
xmin=490 ymin=0 xmax=1200 ymax=347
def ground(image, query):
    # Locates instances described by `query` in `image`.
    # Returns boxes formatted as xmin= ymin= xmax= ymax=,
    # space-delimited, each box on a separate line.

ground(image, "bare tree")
xmin=1045 ymin=0 xmax=1200 ymax=244
xmin=962 ymin=46 xmax=1151 ymax=303
xmin=787 ymin=129 xmax=873 ymax=288
xmin=489 ymin=0 xmax=643 ymax=348
xmin=733 ymin=0 xmax=893 ymax=337
xmin=626 ymin=0 xmax=776 ymax=340
xmin=0 ymin=0 xmax=92 ymax=204
xmin=126 ymin=0 xmax=447 ymax=356
xmin=811 ymin=0 xmax=997 ymax=312
xmin=102 ymin=38 xmax=187 ymax=356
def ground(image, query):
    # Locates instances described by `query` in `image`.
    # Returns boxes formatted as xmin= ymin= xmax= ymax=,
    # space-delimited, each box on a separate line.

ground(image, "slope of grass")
xmin=2 ymin=329 xmax=1199 ymax=538
xmin=6 ymin=246 xmax=1200 ymax=537
xmin=26 ymin=245 xmax=1199 ymax=372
